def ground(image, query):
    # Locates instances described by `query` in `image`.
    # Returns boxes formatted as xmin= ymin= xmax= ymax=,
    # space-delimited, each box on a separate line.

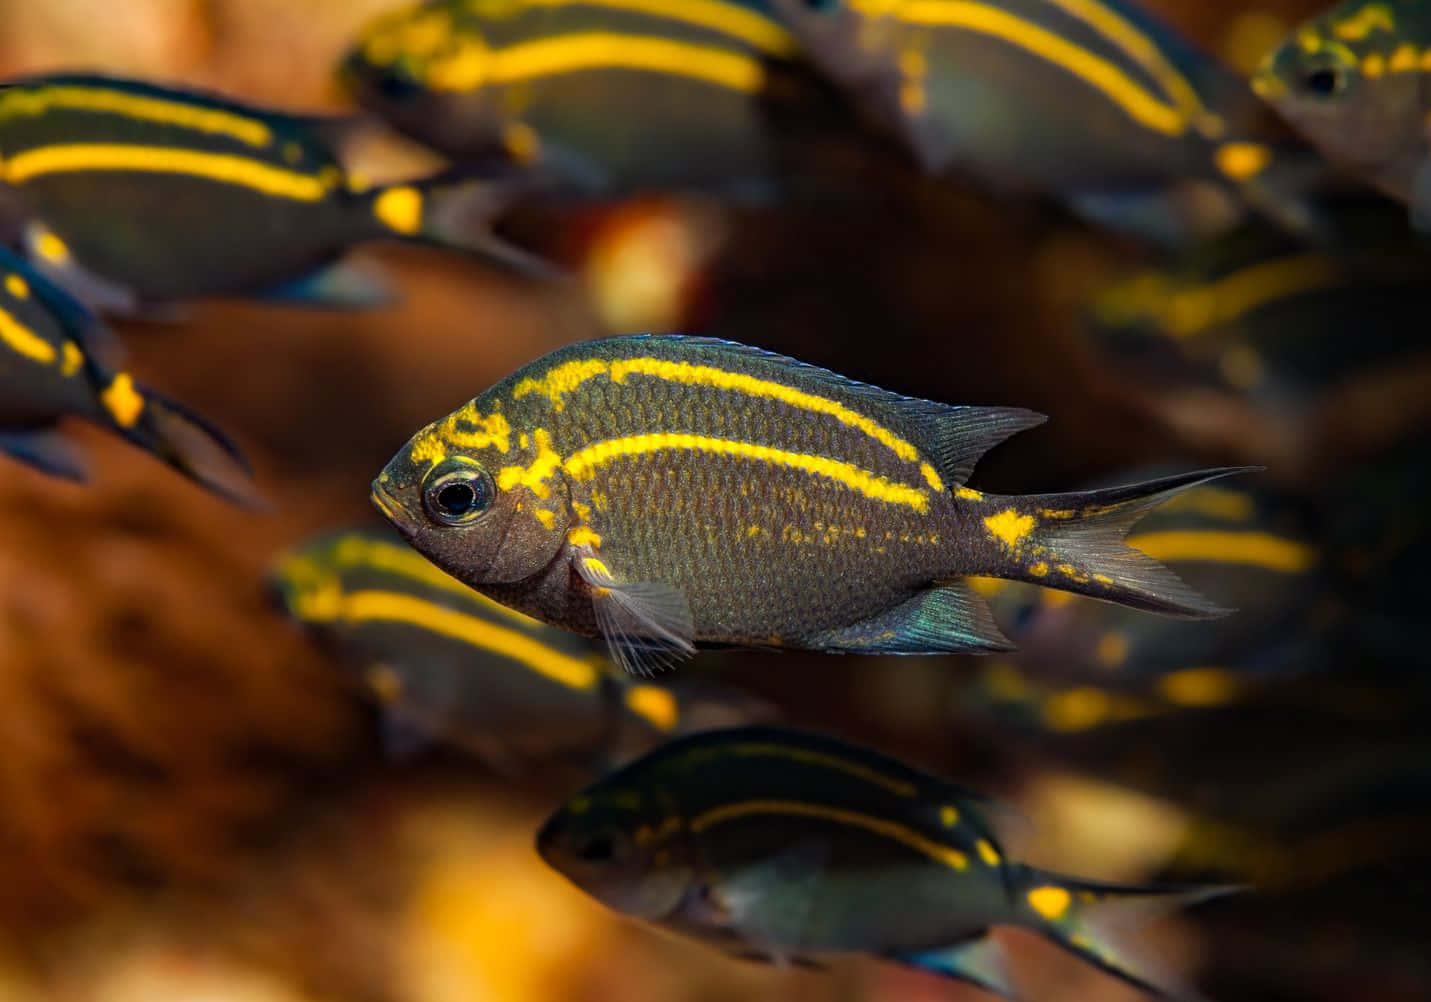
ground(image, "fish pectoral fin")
xmin=896 ymin=936 xmax=1025 ymax=1001
xmin=24 ymin=221 xmax=141 ymax=319
xmin=257 ymin=258 xmax=397 ymax=310
xmin=573 ymin=552 xmax=695 ymax=676
xmin=0 ymin=429 xmax=88 ymax=482
xmin=797 ymin=582 xmax=1013 ymax=654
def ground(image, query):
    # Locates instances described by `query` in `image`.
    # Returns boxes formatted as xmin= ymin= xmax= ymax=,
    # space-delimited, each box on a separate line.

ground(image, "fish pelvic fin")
xmin=574 ymin=550 xmax=695 ymax=677
xmin=896 ymin=936 xmax=1026 ymax=1001
xmin=114 ymin=383 xmax=262 ymax=507
xmin=0 ymin=429 xmax=88 ymax=482
xmin=1010 ymin=864 xmax=1239 ymax=1002
xmin=368 ymin=169 xmax=558 ymax=280
xmin=969 ymin=468 xmax=1258 ymax=617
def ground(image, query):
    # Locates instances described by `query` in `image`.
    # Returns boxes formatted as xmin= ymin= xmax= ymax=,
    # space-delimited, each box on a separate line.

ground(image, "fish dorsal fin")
xmin=573 ymin=552 xmax=695 ymax=677
xmin=621 ymin=337 xmax=1044 ymax=489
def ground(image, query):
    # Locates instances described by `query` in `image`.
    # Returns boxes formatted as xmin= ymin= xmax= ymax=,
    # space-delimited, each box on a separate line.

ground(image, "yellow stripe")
xmin=3 ymin=144 xmax=333 ymax=201
xmin=1152 ymin=486 xmax=1254 ymax=522
xmin=1127 ymin=530 xmax=1317 ymax=573
xmin=0 ymin=85 xmax=273 ymax=148
xmin=0 ymin=306 xmax=57 ymax=365
xmin=563 ymin=433 xmax=930 ymax=511
xmin=519 ymin=0 xmax=795 ymax=55
xmin=340 ymin=590 xmax=600 ymax=690
xmin=713 ymin=743 xmax=918 ymax=797
xmin=691 ymin=799 xmax=969 ymax=870
xmin=1036 ymin=0 xmax=1213 ymax=131
xmin=1162 ymin=253 xmax=1342 ymax=339
xmin=328 ymin=535 xmax=542 ymax=628
xmin=885 ymin=0 xmax=1187 ymax=136
xmin=514 ymin=355 xmax=941 ymax=487
xmin=483 ymin=32 xmax=766 ymax=92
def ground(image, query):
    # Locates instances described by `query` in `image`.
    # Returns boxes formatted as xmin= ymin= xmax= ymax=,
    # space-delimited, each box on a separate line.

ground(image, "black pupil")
xmin=376 ymin=67 xmax=419 ymax=99
xmin=578 ymin=835 xmax=615 ymax=862
xmin=436 ymin=480 xmax=477 ymax=515
xmin=1305 ymin=68 xmax=1340 ymax=96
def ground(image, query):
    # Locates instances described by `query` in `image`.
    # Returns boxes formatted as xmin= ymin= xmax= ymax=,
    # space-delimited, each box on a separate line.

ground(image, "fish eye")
xmin=421 ymin=459 xmax=495 ymax=525
xmin=577 ymin=834 xmax=616 ymax=862
xmin=1300 ymin=59 xmax=1348 ymax=99
xmin=374 ymin=65 xmax=422 ymax=99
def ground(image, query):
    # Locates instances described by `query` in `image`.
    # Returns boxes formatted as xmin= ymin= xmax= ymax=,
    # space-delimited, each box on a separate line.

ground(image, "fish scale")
xmin=375 ymin=335 xmax=1241 ymax=674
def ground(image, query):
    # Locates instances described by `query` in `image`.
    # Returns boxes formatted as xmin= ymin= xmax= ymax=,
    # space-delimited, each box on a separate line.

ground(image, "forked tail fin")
xmin=966 ymin=468 xmax=1258 ymax=617
xmin=1011 ymin=864 xmax=1239 ymax=1001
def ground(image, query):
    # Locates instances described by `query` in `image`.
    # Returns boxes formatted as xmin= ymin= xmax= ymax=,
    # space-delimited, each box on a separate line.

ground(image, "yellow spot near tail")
xmin=4 ymin=274 xmax=29 ymax=300
xmin=3 ymin=144 xmax=334 ymax=202
xmin=1158 ymin=666 xmax=1242 ymax=707
xmin=567 ymin=526 xmax=602 ymax=548
xmin=1214 ymin=141 xmax=1272 ymax=181
xmin=374 ymin=185 xmax=424 ymax=235
xmin=100 ymin=373 xmax=145 ymax=428
xmin=60 ymin=341 xmax=84 ymax=376
xmin=691 ymin=800 xmax=968 ymax=871
xmin=366 ymin=664 xmax=406 ymax=706
xmin=1095 ymin=631 xmax=1129 ymax=668
xmin=624 ymin=684 xmax=679 ymax=732
xmin=0 ymin=306 xmax=56 ymax=364
xmin=940 ymin=805 xmax=960 ymax=827
xmin=563 ymin=433 xmax=931 ymax=512
xmin=1027 ymin=885 xmax=1072 ymax=920
xmin=497 ymin=428 xmax=562 ymax=498
xmin=984 ymin=508 xmax=1035 ymax=549
xmin=35 ymin=229 xmax=71 ymax=263
xmin=956 ymin=487 xmax=983 ymax=500
xmin=976 ymin=839 xmax=1001 ymax=865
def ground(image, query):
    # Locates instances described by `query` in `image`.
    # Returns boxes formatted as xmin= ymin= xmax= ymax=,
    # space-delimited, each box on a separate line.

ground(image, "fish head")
xmin=373 ymin=402 xmax=568 ymax=587
xmin=1253 ymin=4 xmax=1426 ymax=192
xmin=338 ymin=0 xmax=510 ymax=157
xmin=537 ymin=786 xmax=695 ymax=921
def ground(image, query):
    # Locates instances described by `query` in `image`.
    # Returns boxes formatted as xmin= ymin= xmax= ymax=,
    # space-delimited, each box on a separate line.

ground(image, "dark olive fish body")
xmin=271 ymin=527 xmax=700 ymax=764
xmin=0 ymin=74 xmax=529 ymax=309
xmin=374 ymin=335 xmax=1235 ymax=673
xmin=1254 ymin=1 xmax=1431 ymax=228
xmin=773 ymin=0 xmax=1318 ymax=239
xmin=341 ymin=0 xmax=856 ymax=199
xmin=538 ymin=726 xmax=1223 ymax=996
xmin=0 ymin=245 xmax=252 ymax=500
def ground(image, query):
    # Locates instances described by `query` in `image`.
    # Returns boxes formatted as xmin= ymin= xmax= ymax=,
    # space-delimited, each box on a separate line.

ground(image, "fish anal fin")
xmin=258 ymin=258 xmax=396 ymax=309
xmin=798 ymin=582 xmax=1013 ymax=654
xmin=573 ymin=550 xmax=695 ymax=676
xmin=0 ymin=429 xmax=88 ymax=481
xmin=897 ymin=935 xmax=1025 ymax=1001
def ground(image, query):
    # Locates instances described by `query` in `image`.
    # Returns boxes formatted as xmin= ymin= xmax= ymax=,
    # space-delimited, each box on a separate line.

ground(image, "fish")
xmin=0 ymin=72 xmax=545 ymax=311
xmin=972 ymin=482 xmax=1329 ymax=688
xmin=371 ymin=334 xmax=1244 ymax=674
xmin=0 ymin=245 xmax=255 ymax=502
xmin=270 ymin=525 xmax=765 ymax=767
xmin=338 ymin=0 xmax=865 ymax=200
xmin=770 ymin=0 xmax=1326 ymax=241
xmin=536 ymin=724 xmax=1230 ymax=998
xmin=1252 ymin=1 xmax=1431 ymax=230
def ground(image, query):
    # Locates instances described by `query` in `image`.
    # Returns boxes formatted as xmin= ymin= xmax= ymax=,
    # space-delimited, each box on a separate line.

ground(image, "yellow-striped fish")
xmin=0 ymin=73 xmax=544 ymax=311
xmin=271 ymin=526 xmax=766 ymax=766
xmin=0 ymin=245 xmax=254 ymax=502
xmin=372 ymin=334 xmax=1245 ymax=674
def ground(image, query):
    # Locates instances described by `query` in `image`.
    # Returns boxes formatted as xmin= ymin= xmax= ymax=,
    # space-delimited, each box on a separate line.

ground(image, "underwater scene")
xmin=0 ymin=1 xmax=1427 ymax=1000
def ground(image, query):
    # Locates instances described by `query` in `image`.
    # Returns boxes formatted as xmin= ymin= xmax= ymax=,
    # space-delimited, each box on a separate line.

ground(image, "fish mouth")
xmin=370 ymin=478 xmax=411 ymax=525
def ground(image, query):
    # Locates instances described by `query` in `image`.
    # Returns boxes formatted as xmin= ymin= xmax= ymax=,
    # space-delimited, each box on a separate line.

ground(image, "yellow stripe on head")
xmin=1127 ymin=530 xmax=1317 ymax=573
xmin=3 ymin=144 xmax=334 ymax=201
xmin=884 ymin=0 xmax=1188 ymax=136
xmin=0 ymin=85 xmax=274 ymax=148
xmin=691 ymin=799 xmax=969 ymax=870
xmin=0 ymin=306 xmax=57 ymax=364
xmin=340 ymin=590 xmax=599 ymax=690
xmin=562 ymin=433 xmax=930 ymax=511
